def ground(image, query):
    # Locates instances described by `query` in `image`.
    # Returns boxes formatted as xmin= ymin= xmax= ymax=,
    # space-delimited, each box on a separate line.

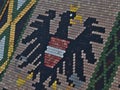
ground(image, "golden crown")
xmin=70 ymin=5 xmax=79 ymax=12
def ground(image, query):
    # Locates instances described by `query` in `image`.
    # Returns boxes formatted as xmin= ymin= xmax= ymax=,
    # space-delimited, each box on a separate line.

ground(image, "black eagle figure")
xmin=16 ymin=9 xmax=105 ymax=90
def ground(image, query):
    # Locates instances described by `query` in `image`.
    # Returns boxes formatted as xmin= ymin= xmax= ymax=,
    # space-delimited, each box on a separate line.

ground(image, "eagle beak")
xmin=70 ymin=15 xmax=83 ymax=25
